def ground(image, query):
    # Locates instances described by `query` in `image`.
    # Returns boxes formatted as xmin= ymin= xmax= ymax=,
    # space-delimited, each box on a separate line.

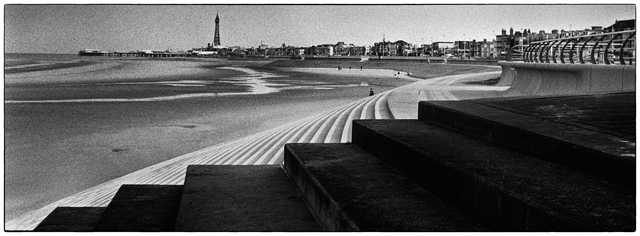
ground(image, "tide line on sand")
xmin=4 ymin=67 xmax=283 ymax=104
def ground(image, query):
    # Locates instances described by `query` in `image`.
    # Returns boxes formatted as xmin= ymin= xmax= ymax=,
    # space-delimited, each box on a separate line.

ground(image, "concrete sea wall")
xmin=499 ymin=61 xmax=636 ymax=96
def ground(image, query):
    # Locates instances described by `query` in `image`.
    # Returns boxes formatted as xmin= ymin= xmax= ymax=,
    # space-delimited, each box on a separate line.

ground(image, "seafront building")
xmin=83 ymin=15 xmax=633 ymax=61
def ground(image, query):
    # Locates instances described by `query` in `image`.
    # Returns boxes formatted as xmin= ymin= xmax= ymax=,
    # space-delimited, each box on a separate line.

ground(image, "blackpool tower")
xmin=214 ymin=13 xmax=220 ymax=46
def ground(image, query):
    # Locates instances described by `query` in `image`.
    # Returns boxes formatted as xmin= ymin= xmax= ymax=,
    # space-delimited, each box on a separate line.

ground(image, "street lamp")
xmin=463 ymin=33 xmax=466 ymax=59
xmin=430 ymin=37 xmax=434 ymax=57
xmin=569 ymin=24 xmax=572 ymax=37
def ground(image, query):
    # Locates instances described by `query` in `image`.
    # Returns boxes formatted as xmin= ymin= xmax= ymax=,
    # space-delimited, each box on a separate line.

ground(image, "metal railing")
xmin=507 ymin=30 xmax=635 ymax=65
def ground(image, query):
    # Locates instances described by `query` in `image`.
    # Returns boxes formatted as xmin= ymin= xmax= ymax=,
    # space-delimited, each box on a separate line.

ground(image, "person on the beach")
xmin=369 ymin=88 xmax=374 ymax=96
xmin=360 ymin=66 xmax=362 ymax=71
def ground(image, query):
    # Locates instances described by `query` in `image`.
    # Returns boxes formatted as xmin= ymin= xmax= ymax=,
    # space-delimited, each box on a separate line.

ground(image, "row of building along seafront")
xmin=97 ymin=18 xmax=633 ymax=60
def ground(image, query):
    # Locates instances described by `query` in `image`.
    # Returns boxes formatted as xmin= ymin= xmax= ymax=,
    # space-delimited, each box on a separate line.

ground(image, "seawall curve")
xmin=499 ymin=61 xmax=636 ymax=96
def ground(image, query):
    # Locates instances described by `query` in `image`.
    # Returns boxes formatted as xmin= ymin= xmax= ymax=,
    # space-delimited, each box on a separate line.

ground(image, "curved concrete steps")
xmin=10 ymin=70 xmax=507 ymax=231
xmin=6 ymin=89 xmax=397 ymax=231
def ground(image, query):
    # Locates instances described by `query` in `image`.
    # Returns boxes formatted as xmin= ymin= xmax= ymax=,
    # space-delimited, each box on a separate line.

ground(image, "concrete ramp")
xmin=499 ymin=62 xmax=636 ymax=97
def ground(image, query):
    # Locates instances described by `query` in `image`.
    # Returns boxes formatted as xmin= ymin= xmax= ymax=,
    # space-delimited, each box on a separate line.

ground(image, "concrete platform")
xmin=33 ymin=207 xmax=106 ymax=232
xmin=283 ymin=143 xmax=485 ymax=232
xmin=418 ymin=92 xmax=635 ymax=187
xmin=92 ymin=185 xmax=183 ymax=232
xmin=351 ymin=120 xmax=635 ymax=231
xmin=173 ymin=165 xmax=321 ymax=232
xmin=481 ymin=92 xmax=634 ymax=139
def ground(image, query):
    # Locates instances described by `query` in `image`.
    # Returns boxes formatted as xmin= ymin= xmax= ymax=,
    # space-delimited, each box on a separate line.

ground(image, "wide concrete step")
xmin=174 ymin=165 xmax=321 ymax=232
xmin=33 ymin=207 xmax=106 ymax=232
xmin=351 ymin=120 xmax=634 ymax=232
xmin=417 ymin=94 xmax=635 ymax=187
xmin=92 ymin=184 xmax=183 ymax=232
xmin=283 ymin=143 xmax=486 ymax=232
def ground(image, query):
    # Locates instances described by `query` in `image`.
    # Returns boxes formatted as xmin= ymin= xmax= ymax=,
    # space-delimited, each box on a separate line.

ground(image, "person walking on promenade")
xmin=369 ymin=88 xmax=375 ymax=96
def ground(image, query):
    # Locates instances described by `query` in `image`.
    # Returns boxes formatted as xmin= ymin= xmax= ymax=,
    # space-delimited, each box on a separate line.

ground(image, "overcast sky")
xmin=4 ymin=4 xmax=636 ymax=53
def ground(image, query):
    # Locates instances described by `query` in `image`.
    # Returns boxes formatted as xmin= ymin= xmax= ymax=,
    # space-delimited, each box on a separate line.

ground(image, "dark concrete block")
xmin=351 ymin=120 xmax=635 ymax=232
xmin=284 ymin=143 xmax=486 ymax=232
xmin=174 ymin=165 xmax=321 ymax=232
xmin=33 ymin=207 xmax=106 ymax=232
xmin=417 ymin=94 xmax=635 ymax=187
xmin=92 ymin=185 xmax=183 ymax=232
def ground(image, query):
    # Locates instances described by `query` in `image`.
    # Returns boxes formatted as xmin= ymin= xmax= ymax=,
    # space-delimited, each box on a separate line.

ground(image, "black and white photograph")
xmin=3 ymin=3 xmax=636 ymax=232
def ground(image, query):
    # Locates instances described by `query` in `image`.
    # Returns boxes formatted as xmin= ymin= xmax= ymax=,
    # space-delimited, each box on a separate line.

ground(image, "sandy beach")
xmin=284 ymin=67 xmax=422 ymax=81
xmin=4 ymin=56 xmax=417 ymax=221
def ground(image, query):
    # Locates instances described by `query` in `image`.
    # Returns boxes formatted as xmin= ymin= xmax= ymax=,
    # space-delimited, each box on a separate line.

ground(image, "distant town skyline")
xmin=4 ymin=4 xmax=636 ymax=54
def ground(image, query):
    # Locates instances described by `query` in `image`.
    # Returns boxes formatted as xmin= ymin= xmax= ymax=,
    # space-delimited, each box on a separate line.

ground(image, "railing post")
xmin=569 ymin=37 xmax=584 ymax=64
xmin=533 ymin=43 xmax=543 ymax=63
xmin=579 ymin=36 xmax=594 ymax=64
xmin=561 ymin=39 xmax=573 ymax=64
xmin=552 ymin=40 xmax=565 ymax=64
xmin=540 ymin=41 xmax=555 ymax=63
xmin=604 ymin=33 xmax=622 ymax=65
xmin=620 ymin=32 xmax=636 ymax=66
xmin=590 ymin=35 xmax=606 ymax=64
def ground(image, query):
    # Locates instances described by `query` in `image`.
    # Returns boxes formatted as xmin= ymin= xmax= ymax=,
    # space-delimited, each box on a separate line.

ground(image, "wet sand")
xmin=4 ymin=58 xmax=416 ymax=221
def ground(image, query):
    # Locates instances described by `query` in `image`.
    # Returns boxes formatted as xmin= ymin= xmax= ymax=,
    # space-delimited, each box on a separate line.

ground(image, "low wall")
xmin=445 ymin=59 xmax=500 ymax=66
xmin=498 ymin=62 xmax=636 ymax=96
xmin=302 ymin=56 xmax=499 ymax=66
xmin=302 ymin=57 xmax=363 ymax=61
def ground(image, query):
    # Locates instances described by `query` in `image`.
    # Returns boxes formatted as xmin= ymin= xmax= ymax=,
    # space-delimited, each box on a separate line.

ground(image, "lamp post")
xmin=430 ymin=37 xmax=434 ymax=57
xmin=463 ymin=33 xmax=466 ymax=59
xmin=570 ymin=24 xmax=572 ymax=37
xmin=443 ymin=35 xmax=446 ymax=56
xmin=468 ymin=37 xmax=472 ymax=59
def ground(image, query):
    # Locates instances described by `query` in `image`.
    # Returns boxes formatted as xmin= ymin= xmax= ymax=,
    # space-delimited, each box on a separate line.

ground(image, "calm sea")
xmin=5 ymin=53 xmax=79 ymax=66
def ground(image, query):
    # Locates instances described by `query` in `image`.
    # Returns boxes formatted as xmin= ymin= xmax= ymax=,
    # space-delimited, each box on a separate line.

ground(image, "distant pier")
xmin=104 ymin=51 xmax=189 ymax=58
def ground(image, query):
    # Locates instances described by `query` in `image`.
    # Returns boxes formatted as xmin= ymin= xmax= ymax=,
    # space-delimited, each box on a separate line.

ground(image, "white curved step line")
xmin=324 ymin=99 xmax=366 ymax=143
xmin=252 ymin=119 xmax=315 ymax=164
xmin=240 ymin=125 xmax=298 ymax=165
xmin=232 ymin=126 xmax=293 ymax=165
xmin=341 ymin=103 xmax=365 ymax=143
xmin=309 ymin=104 xmax=353 ymax=143
xmin=374 ymin=92 xmax=392 ymax=119
xmin=359 ymin=95 xmax=379 ymax=119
